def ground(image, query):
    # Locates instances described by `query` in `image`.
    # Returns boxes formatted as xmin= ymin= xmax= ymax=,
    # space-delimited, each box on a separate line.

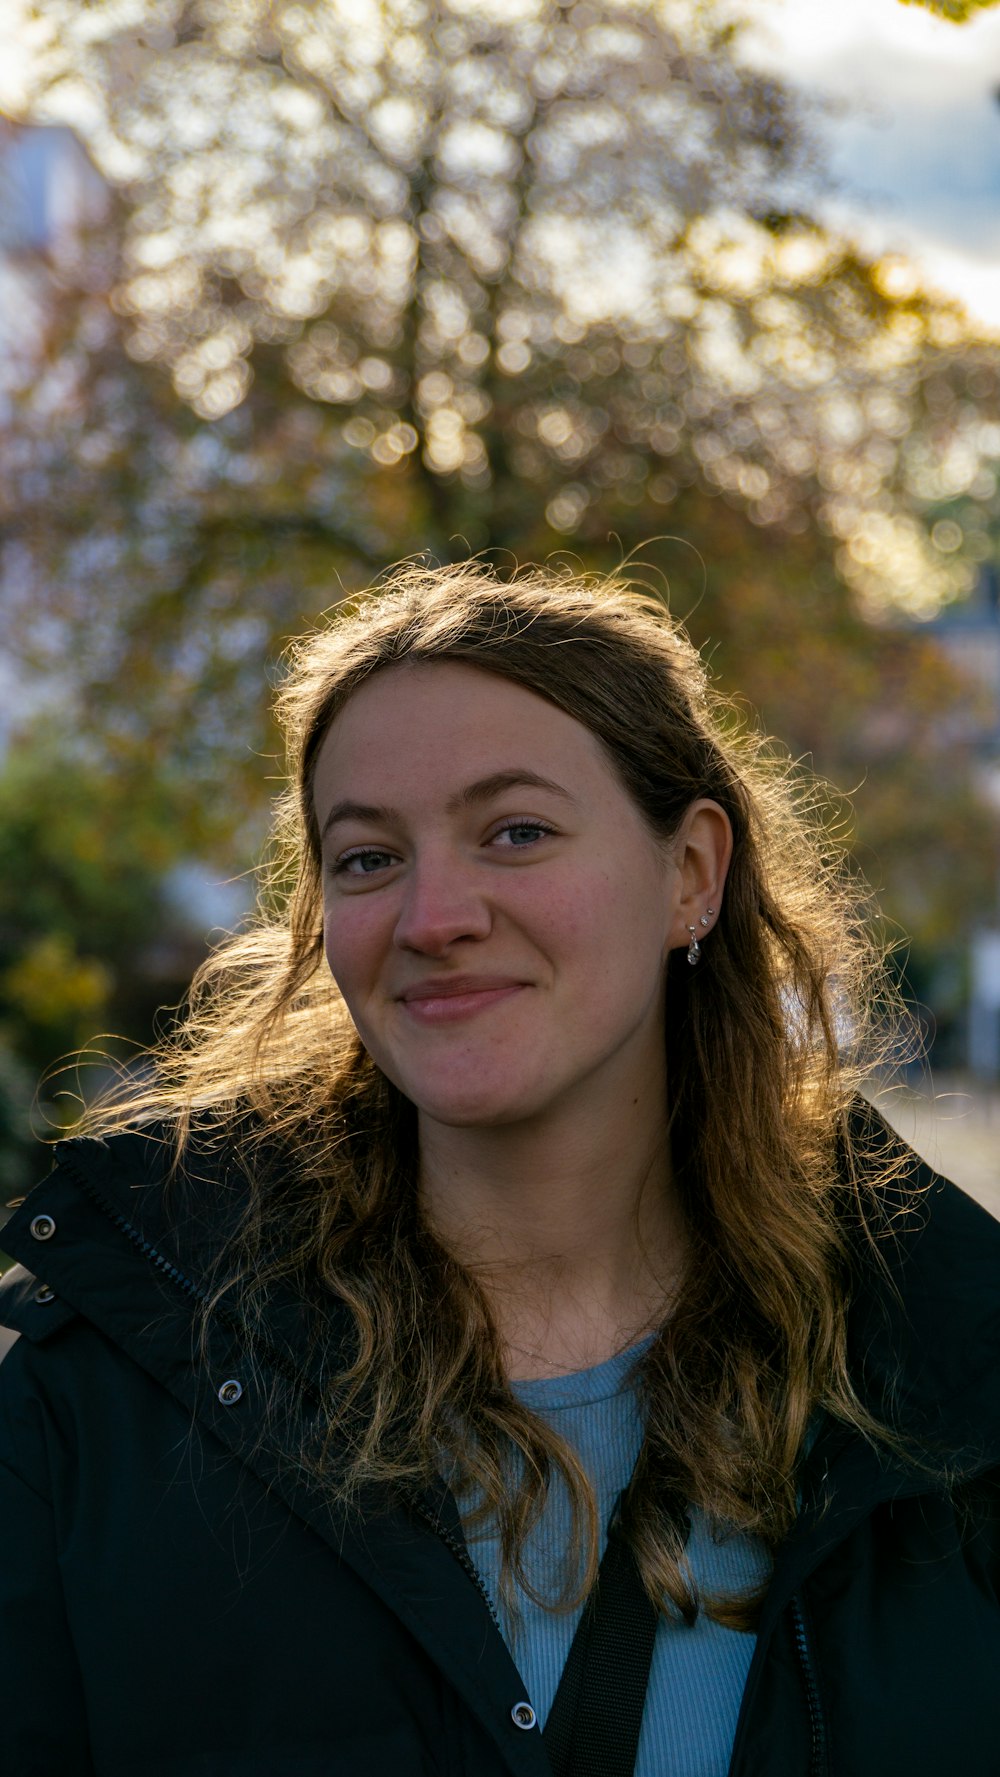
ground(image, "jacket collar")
xmin=758 ymin=1105 xmax=1000 ymax=1627
xmin=0 ymin=1131 xmax=552 ymax=1777
xmin=4 ymin=1109 xmax=1000 ymax=1673
xmin=837 ymin=1106 xmax=1000 ymax=1476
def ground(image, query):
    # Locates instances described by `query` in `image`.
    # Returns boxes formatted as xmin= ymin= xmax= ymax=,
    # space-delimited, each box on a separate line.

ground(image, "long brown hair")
xmin=78 ymin=560 xmax=914 ymax=1628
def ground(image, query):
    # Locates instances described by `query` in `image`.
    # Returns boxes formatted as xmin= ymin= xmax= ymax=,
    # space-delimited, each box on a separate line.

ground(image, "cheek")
xmin=521 ymin=880 xmax=644 ymax=1022
xmin=563 ymin=864 xmax=672 ymax=990
xmin=321 ymin=900 xmax=384 ymax=1000
xmin=504 ymin=878 xmax=603 ymax=983
xmin=542 ymin=863 xmax=659 ymax=951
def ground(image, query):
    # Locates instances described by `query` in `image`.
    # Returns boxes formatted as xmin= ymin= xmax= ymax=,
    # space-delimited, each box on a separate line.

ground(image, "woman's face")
xmin=314 ymin=660 xmax=707 ymax=1132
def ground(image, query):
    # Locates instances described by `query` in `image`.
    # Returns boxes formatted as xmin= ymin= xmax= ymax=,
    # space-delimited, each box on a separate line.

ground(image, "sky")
xmin=741 ymin=0 xmax=1000 ymax=333
xmin=1 ymin=0 xmax=999 ymax=330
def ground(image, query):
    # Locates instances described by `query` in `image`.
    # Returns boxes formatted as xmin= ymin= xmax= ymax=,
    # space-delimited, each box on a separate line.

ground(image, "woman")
xmin=1 ymin=562 xmax=998 ymax=1777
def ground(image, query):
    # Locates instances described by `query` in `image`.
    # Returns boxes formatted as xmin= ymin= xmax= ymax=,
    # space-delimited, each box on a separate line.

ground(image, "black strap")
xmin=543 ymin=1508 xmax=660 ymax=1777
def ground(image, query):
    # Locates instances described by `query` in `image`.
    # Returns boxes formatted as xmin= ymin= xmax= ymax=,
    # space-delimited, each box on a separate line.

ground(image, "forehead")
xmin=312 ymin=660 xmax=614 ymax=800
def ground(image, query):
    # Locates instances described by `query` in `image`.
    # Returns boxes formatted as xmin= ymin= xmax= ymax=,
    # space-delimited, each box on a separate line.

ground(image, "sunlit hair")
xmin=76 ymin=560 xmax=917 ymax=1629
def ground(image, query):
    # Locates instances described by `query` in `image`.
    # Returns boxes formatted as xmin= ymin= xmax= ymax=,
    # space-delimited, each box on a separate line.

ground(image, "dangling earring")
xmin=686 ymin=925 xmax=701 ymax=966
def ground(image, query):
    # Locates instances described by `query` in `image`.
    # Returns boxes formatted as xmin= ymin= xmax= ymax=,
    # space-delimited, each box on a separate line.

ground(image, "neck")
xmin=417 ymin=1074 xmax=685 ymax=1380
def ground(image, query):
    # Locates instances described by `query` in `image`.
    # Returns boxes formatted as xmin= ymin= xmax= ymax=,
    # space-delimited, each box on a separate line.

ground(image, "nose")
xmin=392 ymin=849 xmax=493 ymax=955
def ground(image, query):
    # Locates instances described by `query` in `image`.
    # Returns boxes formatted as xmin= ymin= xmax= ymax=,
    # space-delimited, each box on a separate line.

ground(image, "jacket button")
xmin=29 ymin=1214 xmax=56 ymax=1241
xmin=510 ymin=1702 xmax=537 ymax=1730
xmin=33 ymin=1285 xmax=55 ymax=1304
xmin=217 ymin=1379 xmax=243 ymax=1405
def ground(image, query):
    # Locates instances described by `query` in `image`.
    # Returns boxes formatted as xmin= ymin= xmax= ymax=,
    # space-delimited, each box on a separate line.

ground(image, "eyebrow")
xmin=320 ymin=769 xmax=577 ymax=839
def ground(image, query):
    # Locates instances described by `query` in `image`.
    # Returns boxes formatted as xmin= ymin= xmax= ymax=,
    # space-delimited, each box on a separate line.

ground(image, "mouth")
xmin=398 ymin=983 xmax=527 ymax=1024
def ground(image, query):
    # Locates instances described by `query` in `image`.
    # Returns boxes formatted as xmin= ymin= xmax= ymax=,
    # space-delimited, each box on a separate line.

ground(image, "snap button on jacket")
xmin=1 ymin=1118 xmax=999 ymax=1777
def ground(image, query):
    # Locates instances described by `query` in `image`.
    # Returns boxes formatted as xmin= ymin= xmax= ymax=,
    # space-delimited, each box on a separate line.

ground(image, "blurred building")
xmin=3 ymin=123 xmax=97 ymax=244
xmin=0 ymin=120 xmax=108 ymax=429
xmin=0 ymin=125 xmax=108 ymax=743
xmin=928 ymin=565 xmax=1000 ymax=1076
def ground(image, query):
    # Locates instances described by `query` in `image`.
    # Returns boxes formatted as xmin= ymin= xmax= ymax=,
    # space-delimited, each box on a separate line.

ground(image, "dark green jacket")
xmin=1 ymin=1122 xmax=999 ymax=1776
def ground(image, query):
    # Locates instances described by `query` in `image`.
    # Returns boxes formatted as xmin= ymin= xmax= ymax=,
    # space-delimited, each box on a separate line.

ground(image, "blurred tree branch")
xmin=1 ymin=0 xmax=999 ymax=1115
xmin=899 ymin=0 xmax=1000 ymax=20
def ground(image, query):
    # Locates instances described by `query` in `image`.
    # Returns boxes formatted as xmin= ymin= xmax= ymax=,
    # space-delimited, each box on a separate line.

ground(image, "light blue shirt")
xmin=463 ymin=1342 xmax=772 ymax=1777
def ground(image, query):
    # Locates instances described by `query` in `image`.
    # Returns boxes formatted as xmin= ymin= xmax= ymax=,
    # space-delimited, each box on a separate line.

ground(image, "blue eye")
xmin=492 ymin=820 xmax=554 ymax=848
xmin=333 ymin=848 xmax=396 ymax=875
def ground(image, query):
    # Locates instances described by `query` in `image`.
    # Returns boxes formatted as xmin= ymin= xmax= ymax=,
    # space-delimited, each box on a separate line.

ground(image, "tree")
xmin=6 ymin=1 xmax=998 ymax=683
xmin=1 ymin=0 xmax=999 ymax=1107
xmin=0 ymin=727 xmax=243 ymax=1189
xmin=900 ymin=0 xmax=1000 ymax=19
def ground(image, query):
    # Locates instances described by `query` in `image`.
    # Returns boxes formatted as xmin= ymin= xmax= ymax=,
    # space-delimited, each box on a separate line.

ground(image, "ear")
xmin=665 ymin=799 xmax=733 ymax=955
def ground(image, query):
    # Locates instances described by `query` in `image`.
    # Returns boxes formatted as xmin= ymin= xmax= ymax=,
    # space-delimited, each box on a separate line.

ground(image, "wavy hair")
xmin=77 ymin=560 xmax=915 ymax=1629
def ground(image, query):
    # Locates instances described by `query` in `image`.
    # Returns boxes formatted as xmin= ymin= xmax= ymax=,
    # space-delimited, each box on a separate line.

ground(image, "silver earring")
xmin=686 ymin=926 xmax=701 ymax=966
xmin=699 ymin=905 xmax=716 ymax=928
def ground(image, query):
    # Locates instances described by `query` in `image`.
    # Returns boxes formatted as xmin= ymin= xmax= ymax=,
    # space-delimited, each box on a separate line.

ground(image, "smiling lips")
xmin=398 ymin=977 xmax=527 ymax=1023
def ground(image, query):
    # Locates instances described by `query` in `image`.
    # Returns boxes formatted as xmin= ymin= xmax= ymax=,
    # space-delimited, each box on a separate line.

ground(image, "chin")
xmin=405 ymin=1073 xmax=554 ymax=1130
xmin=430 ymin=1105 xmax=539 ymax=1130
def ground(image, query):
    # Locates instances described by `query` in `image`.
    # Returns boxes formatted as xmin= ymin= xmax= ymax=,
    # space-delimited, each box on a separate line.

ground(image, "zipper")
xmin=790 ymin=1593 xmax=826 ymax=1777
xmin=93 ymin=1203 xmax=209 ymax=1303
xmin=55 ymin=1155 xmax=506 ymax=1636
xmin=62 ymin=1155 xmax=324 ymax=1400
xmin=405 ymin=1487 xmax=506 ymax=1635
xmin=61 ymin=1155 xmax=210 ymax=1303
